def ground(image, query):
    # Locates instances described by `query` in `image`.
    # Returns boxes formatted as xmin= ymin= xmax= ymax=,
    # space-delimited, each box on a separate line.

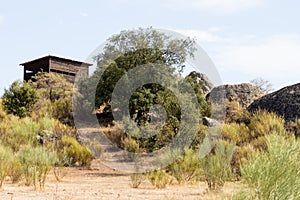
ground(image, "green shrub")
xmin=35 ymin=147 xmax=57 ymax=189
xmin=230 ymin=188 xmax=254 ymax=200
xmin=9 ymin=156 xmax=23 ymax=183
xmin=168 ymin=148 xmax=202 ymax=184
xmin=121 ymin=136 xmax=140 ymax=161
xmin=17 ymin=146 xmax=36 ymax=186
xmin=17 ymin=146 xmax=56 ymax=190
xmin=238 ymin=135 xmax=300 ymax=200
xmin=248 ymin=110 xmax=286 ymax=139
xmin=59 ymin=136 xmax=93 ymax=167
xmin=201 ymin=140 xmax=234 ymax=191
xmin=0 ymin=99 xmax=7 ymax=120
xmin=231 ymin=145 xmax=256 ymax=177
xmin=2 ymin=81 xmax=38 ymax=118
xmin=225 ymin=100 xmax=251 ymax=124
xmin=130 ymin=172 xmax=144 ymax=188
xmin=0 ymin=116 xmax=39 ymax=152
xmin=103 ymin=126 xmax=123 ymax=147
xmin=39 ymin=116 xmax=55 ymax=132
xmin=53 ymin=120 xmax=77 ymax=139
xmin=221 ymin=123 xmax=250 ymax=145
xmin=250 ymin=136 xmax=268 ymax=150
xmin=191 ymin=125 xmax=208 ymax=149
xmin=0 ymin=144 xmax=13 ymax=188
xmin=30 ymin=72 xmax=74 ymax=125
xmin=146 ymin=169 xmax=172 ymax=189
xmin=85 ymin=141 xmax=102 ymax=158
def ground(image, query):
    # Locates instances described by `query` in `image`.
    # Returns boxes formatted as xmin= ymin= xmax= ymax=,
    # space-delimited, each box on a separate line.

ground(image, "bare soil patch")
xmin=0 ymin=160 xmax=239 ymax=200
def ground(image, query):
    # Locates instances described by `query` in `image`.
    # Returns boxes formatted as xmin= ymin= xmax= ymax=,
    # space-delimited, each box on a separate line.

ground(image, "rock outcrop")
xmin=207 ymin=83 xmax=264 ymax=109
xmin=248 ymin=83 xmax=300 ymax=122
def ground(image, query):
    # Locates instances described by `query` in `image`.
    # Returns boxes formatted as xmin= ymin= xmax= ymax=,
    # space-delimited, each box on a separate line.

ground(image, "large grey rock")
xmin=207 ymin=83 xmax=264 ymax=109
xmin=248 ymin=83 xmax=300 ymax=122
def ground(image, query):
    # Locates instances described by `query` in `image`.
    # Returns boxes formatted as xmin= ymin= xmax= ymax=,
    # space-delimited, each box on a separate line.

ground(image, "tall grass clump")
xmin=1 ymin=116 xmax=39 ymax=152
xmin=0 ymin=144 xmax=13 ymax=188
xmin=9 ymin=157 xmax=23 ymax=183
xmin=221 ymin=123 xmax=249 ymax=145
xmin=17 ymin=146 xmax=56 ymax=190
xmin=235 ymin=135 xmax=300 ymax=200
xmin=286 ymin=119 xmax=300 ymax=138
xmin=121 ymin=136 xmax=140 ymax=161
xmin=146 ymin=169 xmax=173 ymax=189
xmin=248 ymin=110 xmax=286 ymax=139
xmin=130 ymin=163 xmax=145 ymax=189
xmin=201 ymin=140 xmax=234 ymax=191
xmin=59 ymin=136 xmax=93 ymax=167
xmin=168 ymin=148 xmax=202 ymax=184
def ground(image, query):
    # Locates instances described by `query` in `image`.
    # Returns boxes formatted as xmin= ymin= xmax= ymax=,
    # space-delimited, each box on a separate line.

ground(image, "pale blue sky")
xmin=0 ymin=0 xmax=299 ymax=95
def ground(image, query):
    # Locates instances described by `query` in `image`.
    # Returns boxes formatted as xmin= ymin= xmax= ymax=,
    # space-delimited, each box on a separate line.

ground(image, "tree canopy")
xmin=80 ymin=27 xmax=197 ymax=111
xmin=76 ymin=27 xmax=207 ymax=152
xmin=2 ymin=81 xmax=38 ymax=118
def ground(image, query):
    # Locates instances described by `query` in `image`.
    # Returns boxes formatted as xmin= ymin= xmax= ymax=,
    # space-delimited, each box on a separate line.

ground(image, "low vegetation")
xmin=232 ymin=135 xmax=300 ymax=200
xmin=0 ymin=73 xmax=93 ymax=190
xmin=1 ymin=28 xmax=299 ymax=199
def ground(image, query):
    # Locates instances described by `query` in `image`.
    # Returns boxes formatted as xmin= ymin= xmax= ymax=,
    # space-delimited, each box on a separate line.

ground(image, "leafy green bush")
xmin=59 ymin=136 xmax=93 ymax=167
xmin=0 ymin=144 xmax=13 ymax=188
xmin=201 ymin=140 xmax=234 ymax=191
xmin=168 ymin=148 xmax=202 ymax=184
xmin=2 ymin=81 xmax=38 ymax=118
xmin=237 ymin=135 xmax=300 ymax=200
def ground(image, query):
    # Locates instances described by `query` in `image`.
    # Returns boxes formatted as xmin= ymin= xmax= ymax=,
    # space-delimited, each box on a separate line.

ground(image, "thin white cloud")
xmin=211 ymin=34 xmax=300 ymax=90
xmin=80 ymin=12 xmax=88 ymax=17
xmin=215 ymin=35 xmax=300 ymax=77
xmin=177 ymin=28 xmax=299 ymax=88
xmin=162 ymin=0 xmax=263 ymax=13
xmin=175 ymin=29 xmax=225 ymax=42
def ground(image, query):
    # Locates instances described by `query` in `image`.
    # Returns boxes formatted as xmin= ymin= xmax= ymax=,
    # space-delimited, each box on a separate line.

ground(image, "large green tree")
xmin=81 ymin=27 xmax=196 ymax=112
xmin=77 ymin=28 xmax=204 ymax=151
xmin=2 ymin=81 xmax=38 ymax=118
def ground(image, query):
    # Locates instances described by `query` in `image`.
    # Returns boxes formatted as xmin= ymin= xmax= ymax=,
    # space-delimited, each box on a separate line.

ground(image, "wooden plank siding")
xmin=20 ymin=55 xmax=91 ymax=84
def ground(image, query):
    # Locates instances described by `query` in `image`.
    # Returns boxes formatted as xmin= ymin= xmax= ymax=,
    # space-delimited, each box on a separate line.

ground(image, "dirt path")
xmin=0 ymin=128 xmax=239 ymax=199
xmin=0 ymin=160 xmax=239 ymax=200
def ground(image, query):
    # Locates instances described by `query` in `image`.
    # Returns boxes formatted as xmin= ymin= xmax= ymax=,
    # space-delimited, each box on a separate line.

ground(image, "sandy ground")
xmin=0 ymin=160 xmax=239 ymax=200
